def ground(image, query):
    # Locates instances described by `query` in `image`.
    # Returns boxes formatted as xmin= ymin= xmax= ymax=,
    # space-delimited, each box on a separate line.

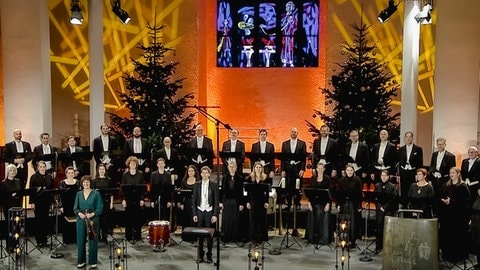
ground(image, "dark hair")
xmin=80 ymin=175 xmax=92 ymax=186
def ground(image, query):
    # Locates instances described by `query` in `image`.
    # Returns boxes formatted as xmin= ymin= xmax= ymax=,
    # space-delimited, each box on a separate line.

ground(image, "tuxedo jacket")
xmin=221 ymin=139 xmax=246 ymax=167
xmin=461 ymin=158 xmax=480 ymax=182
xmin=123 ymin=137 xmax=151 ymax=166
xmin=33 ymin=144 xmax=58 ymax=171
xmin=429 ymin=150 xmax=456 ymax=178
xmin=62 ymin=146 xmax=85 ymax=173
xmin=93 ymin=135 xmax=118 ymax=164
xmin=155 ymin=147 xmax=180 ymax=172
xmin=250 ymin=141 xmax=275 ymax=174
xmin=343 ymin=141 xmax=370 ymax=172
xmin=398 ymin=144 xmax=423 ymax=170
xmin=192 ymin=180 xmax=219 ymax=217
xmin=4 ymin=140 xmax=33 ymax=165
xmin=370 ymin=142 xmax=398 ymax=171
xmin=312 ymin=137 xmax=340 ymax=172
xmin=280 ymin=139 xmax=307 ymax=172
xmin=188 ymin=136 xmax=214 ymax=168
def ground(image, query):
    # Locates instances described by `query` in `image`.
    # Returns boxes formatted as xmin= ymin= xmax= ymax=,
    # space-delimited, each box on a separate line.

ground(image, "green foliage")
xmin=306 ymin=23 xmax=400 ymax=146
xmin=109 ymin=24 xmax=195 ymax=149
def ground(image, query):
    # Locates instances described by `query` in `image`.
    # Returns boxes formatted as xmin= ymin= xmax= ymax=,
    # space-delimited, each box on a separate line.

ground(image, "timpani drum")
xmin=148 ymin=220 xmax=170 ymax=247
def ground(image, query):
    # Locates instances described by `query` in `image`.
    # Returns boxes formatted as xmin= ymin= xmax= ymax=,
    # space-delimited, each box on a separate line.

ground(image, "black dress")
xmin=374 ymin=181 xmax=398 ymax=251
xmin=29 ymin=172 xmax=54 ymax=245
xmin=439 ymin=182 xmax=470 ymax=262
xmin=337 ymin=175 xmax=362 ymax=247
xmin=0 ymin=178 xmax=22 ymax=248
xmin=306 ymin=175 xmax=331 ymax=245
xmin=245 ymin=178 xmax=271 ymax=243
xmin=407 ymin=182 xmax=434 ymax=218
xmin=121 ymin=170 xmax=145 ymax=241
xmin=59 ymin=179 xmax=80 ymax=244
xmin=92 ymin=176 xmax=115 ymax=240
xmin=180 ymin=179 xmax=195 ymax=230
xmin=220 ymin=172 xmax=244 ymax=243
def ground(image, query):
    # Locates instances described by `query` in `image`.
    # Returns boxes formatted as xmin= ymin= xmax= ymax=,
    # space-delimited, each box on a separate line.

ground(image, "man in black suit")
xmin=344 ymin=130 xmax=369 ymax=179
xmin=62 ymin=135 xmax=85 ymax=177
xmin=192 ymin=166 xmax=219 ymax=264
xmin=370 ymin=129 xmax=397 ymax=181
xmin=250 ymin=129 xmax=275 ymax=178
xmin=312 ymin=125 xmax=340 ymax=178
xmin=281 ymin=127 xmax=307 ymax=209
xmin=4 ymin=129 xmax=33 ymax=188
xmin=398 ymin=131 xmax=423 ymax=204
xmin=93 ymin=124 xmax=118 ymax=177
xmin=429 ymin=137 xmax=456 ymax=193
xmin=33 ymin=132 xmax=58 ymax=178
xmin=461 ymin=146 xmax=480 ymax=201
xmin=123 ymin=126 xmax=151 ymax=173
xmin=155 ymin=136 xmax=181 ymax=185
xmin=188 ymin=125 xmax=214 ymax=172
xmin=221 ymin=128 xmax=245 ymax=175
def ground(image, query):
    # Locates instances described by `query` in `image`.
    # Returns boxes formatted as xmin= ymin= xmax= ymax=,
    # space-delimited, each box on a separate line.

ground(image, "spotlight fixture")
xmin=414 ymin=2 xmax=433 ymax=24
xmin=378 ymin=0 xmax=399 ymax=23
xmin=111 ymin=0 xmax=131 ymax=25
xmin=70 ymin=0 xmax=83 ymax=25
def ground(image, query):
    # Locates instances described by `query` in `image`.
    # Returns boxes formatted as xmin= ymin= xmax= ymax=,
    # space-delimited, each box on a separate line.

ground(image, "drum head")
xmin=159 ymin=220 xmax=170 ymax=226
xmin=149 ymin=220 xmax=163 ymax=226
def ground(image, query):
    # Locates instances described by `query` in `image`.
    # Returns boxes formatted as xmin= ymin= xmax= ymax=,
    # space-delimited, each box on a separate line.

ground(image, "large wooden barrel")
xmin=383 ymin=216 xmax=439 ymax=270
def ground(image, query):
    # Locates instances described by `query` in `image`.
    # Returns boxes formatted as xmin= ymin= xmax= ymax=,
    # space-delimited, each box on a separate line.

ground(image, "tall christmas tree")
xmin=110 ymin=24 xmax=195 ymax=149
xmin=306 ymin=23 xmax=400 ymax=146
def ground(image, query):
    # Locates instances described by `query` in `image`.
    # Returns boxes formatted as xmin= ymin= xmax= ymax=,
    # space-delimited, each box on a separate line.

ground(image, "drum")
xmin=148 ymin=220 xmax=170 ymax=246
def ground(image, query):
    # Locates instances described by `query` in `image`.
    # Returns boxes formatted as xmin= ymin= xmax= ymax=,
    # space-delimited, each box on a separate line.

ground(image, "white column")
xmin=89 ymin=0 xmax=104 ymax=165
xmin=400 ymin=0 xmax=420 ymax=144
xmin=432 ymin=0 xmax=480 ymax=160
xmin=0 ymin=0 xmax=52 ymax=141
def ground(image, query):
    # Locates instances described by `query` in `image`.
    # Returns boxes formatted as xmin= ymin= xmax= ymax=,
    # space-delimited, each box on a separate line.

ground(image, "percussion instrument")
xmin=148 ymin=220 xmax=170 ymax=247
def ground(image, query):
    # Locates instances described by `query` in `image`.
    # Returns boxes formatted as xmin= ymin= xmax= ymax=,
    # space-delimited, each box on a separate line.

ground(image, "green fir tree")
xmin=306 ymin=23 xmax=400 ymax=146
xmin=109 ymin=24 xmax=195 ymax=150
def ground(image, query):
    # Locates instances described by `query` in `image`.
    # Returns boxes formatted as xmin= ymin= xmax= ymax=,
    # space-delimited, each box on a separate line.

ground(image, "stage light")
xmin=111 ymin=0 xmax=131 ymax=25
xmin=70 ymin=0 xmax=83 ymax=25
xmin=378 ymin=0 xmax=399 ymax=23
xmin=415 ymin=3 xmax=433 ymax=24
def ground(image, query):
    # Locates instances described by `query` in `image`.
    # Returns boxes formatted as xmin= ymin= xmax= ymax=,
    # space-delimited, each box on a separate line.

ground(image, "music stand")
xmin=359 ymin=191 xmax=376 ymax=262
xmin=121 ymin=184 xmax=147 ymax=244
xmin=246 ymin=152 xmax=275 ymax=175
xmin=96 ymin=188 xmax=119 ymax=241
xmin=14 ymin=187 xmax=42 ymax=255
xmin=219 ymin=151 xmax=243 ymax=170
xmin=304 ymin=188 xmax=332 ymax=250
xmin=41 ymin=188 xmax=67 ymax=259
xmin=181 ymin=227 xmax=215 ymax=270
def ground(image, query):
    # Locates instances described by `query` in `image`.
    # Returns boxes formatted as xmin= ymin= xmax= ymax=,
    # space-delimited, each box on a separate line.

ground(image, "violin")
xmin=85 ymin=211 xmax=96 ymax=240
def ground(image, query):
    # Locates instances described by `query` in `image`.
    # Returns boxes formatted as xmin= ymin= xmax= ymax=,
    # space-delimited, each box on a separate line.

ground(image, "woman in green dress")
xmin=74 ymin=175 xmax=104 ymax=269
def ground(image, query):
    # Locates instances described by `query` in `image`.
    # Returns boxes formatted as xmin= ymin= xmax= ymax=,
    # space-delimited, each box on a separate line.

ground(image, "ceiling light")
xmin=415 ymin=3 xmax=433 ymax=24
xmin=378 ymin=0 xmax=399 ymax=23
xmin=111 ymin=0 xmax=131 ymax=25
xmin=70 ymin=0 xmax=83 ymax=25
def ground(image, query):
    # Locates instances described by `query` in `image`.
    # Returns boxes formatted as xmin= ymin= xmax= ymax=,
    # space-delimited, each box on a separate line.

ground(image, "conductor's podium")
xmin=383 ymin=216 xmax=438 ymax=270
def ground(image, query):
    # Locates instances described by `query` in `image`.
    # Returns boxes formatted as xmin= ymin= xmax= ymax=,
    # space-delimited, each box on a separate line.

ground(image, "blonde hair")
xmin=447 ymin=167 xmax=463 ymax=186
xmin=249 ymin=161 xmax=267 ymax=182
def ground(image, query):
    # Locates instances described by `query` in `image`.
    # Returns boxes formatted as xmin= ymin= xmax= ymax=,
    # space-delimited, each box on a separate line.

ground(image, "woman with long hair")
xmin=179 ymin=165 xmax=199 ymax=230
xmin=220 ymin=160 xmax=244 ymax=244
xmin=245 ymin=161 xmax=271 ymax=244
xmin=306 ymin=162 xmax=331 ymax=245
xmin=0 ymin=164 xmax=22 ymax=249
xmin=439 ymin=167 xmax=470 ymax=263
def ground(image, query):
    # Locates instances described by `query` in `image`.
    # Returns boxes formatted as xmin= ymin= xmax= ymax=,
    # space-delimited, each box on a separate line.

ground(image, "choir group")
xmin=1 ymin=124 xmax=480 ymax=268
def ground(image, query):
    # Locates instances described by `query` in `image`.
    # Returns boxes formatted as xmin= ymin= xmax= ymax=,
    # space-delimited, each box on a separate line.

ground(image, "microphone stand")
xmin=190 ymin=105 xmax=229 ymax=270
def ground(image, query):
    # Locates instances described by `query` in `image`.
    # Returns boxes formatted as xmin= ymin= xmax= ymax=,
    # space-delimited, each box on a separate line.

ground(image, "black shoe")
xmin=206 ymin=257 xmax=213 ymax=263
xmin=196 ymin=257 xmax=204 ymax=263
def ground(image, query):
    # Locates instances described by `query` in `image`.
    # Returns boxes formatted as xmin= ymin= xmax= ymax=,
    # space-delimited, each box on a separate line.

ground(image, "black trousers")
xmin=196 ymin=210 xmax=215 ymax=259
